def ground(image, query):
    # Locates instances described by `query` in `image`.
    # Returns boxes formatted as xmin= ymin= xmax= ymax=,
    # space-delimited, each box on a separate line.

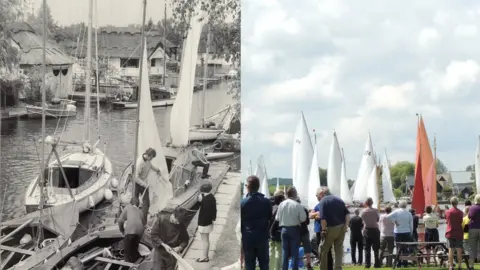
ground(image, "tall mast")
xmin=163 ymin=2 xmax=167 ymax=87
xmin=132 ymin=0 xmax=148 ymax=196
xmin=201 ymin=23 xmax=211 ymax=127
xmin=94 ymin=0 xmax=101 ymax=141
xmin=83 ymin=0 xmax=93 ymax=142
xmin=37 ymin=0 xmax=48 ymax=242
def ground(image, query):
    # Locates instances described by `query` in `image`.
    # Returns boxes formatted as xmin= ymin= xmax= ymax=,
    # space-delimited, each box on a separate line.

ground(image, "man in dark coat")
xmin=241 ymin=175 xmax=272 ymax=270
xmin=150 ymin=207 xmax=190 ymax=270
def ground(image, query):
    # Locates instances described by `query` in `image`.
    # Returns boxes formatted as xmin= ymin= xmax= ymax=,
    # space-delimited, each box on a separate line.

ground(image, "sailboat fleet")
xmin=1 ymin=0 xmax=237 ymax=269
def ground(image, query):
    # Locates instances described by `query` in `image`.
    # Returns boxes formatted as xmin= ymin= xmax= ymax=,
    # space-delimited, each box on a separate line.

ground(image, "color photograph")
xmin=242 ymin=0 xmax=480 ymax=269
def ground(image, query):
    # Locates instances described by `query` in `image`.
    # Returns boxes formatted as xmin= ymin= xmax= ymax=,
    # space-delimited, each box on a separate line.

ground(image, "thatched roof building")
xmin=9 ymin=22 xmax=73 ymax=66
xmin=61 ymin=26 xmax=177 ymax=59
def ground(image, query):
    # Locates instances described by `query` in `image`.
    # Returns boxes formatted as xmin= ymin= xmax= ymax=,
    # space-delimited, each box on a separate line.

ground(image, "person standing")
xmin=360 ymin=197 xmax=380 ymax=268
xmin=190 ymin=142 xmax=211 ymax=179
xmin=423 ymin=205 xmax=439 ymax=265
xmin=270 ymin=191 xmax=285 ymax=270
xmin=150 ymin=208 xmax=190 ymax=270
xmin=117 ymin=197 xmax=145 ymax=263
xmin=468 ymin=194 xmax=480 ymax=269
xmin=310 ymin=188 xmax=333 ymax=270
xmin=379 ymin=206 xmax=395 ymax=267
xmin=275 ymin=186 xmax=307 ymax=270
xmin=463 ymin=206 xmax=470 ymax=255
xmin=409 ymin=209 xmax=419 ymax=242
xmin=349 ymin=208 xmax=364 ymax=266
xmin=445 ymin=197 xmax=464 ymax=270
xmin=386 ymin=200 xmax=413 ymax=267
xmin=316 ymin=187 xmax=350 ymax=270
xmin=296 ymin=199 xmax=313 ymax=270
xmin=196 ymin=182 xmax=217 ymax=263
xmin=134 ymin=147 xmax=164 ymax=224
xmin=241 ymin=175 xmax=272 ymax=270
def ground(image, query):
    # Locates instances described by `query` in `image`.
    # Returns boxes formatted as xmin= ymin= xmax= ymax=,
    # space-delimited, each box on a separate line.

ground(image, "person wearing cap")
xmin=135 ymin=147 xmax=164 ymax=224
xmin=196 ymin=182 xmax=217 ymax=263
xmin=190 ymin=142 xmax=211 ymax=179
xmin=117 ymin=197 xmax=145 ymax=262
xmin=150 ymin=207 xmax=190 ymax=270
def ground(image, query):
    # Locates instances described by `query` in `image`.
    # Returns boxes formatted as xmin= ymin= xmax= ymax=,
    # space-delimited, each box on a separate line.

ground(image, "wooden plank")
xmin=94 ymin=257 xmax=136 ymax=267
xmin=0 ymin=219 xmax=34 ymax=244
xmin=104 ymin=263 xmax=112 ymax=270
xmin=0 ymin=245 xmax=36 ymax=255
xmin=80 ymin=248 xmax=104 ymax=264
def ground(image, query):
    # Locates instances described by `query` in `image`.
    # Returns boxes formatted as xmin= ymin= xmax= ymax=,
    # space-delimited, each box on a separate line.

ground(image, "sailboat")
xmin=292 ymin=112 xmax=313 ymax=207
xmin=352 ymin=132 xmax=376 ymax=204
xmin=1 ymin=2 xmax=79 ymax=268
xmin=164 ymin=9 xmax=233 ymax=160
xmin=340 ymin=148 xmax=353 ymax=205
xmin=416 ymin=115 xmax=437 ymax=207
xmin=260 ymin=166 xmax=270 ymax=199
xmin=35 ymin=0 xmax=202 ymax=269
xmin=327 ymin=131 xmax=342 ymax=197
xmin=381 ymin=150 xmax=397 ymax=204
xmin=365 ymin=164 xmax=380 ymax=208
xmin=307 ymin=132 xmax=321 ymax=209
xmin=189 ymin=24 xmax=235 ymax=142
xmin=24 ymin=0 xmax=114 ymax=213
xmin=475 ymin=136 xmax=480 ymax=194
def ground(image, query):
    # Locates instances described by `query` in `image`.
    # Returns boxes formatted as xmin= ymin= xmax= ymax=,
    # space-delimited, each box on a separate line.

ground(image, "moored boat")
xmin=26 ymin=99 xmax=76 ymax=119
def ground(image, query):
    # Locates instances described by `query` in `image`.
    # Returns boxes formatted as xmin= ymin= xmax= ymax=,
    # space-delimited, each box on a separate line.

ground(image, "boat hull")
xmin=189 ymin=128 xmax=223 ymax=141
xmin=24 ymin=150 xmax=114 ymax=214
xmin=26 ymin=105 xmax=77 ymax=118
xmin=111 ymin=98 xmax=175 ymax=109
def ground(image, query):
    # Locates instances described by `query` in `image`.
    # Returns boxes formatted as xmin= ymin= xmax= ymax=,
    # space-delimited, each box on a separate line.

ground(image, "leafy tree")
xmin=27 ymin=1 xmax=57 ymax=39
xmin=436 ymin=159 xmax=448 ymax=174
xmin=23 ymin=65 xmax=53 ymax=103
xmin=347 ymin=179 xmax=355 ymax=189
xmin=466 ymin=164 xmax=475 ymax=180
xmin=146 ymin=18 xmax=155 ymax=31
xmin=318 ymin=167 xmax=327 ymax=186
xmin=393 ymin=188 xmax=403 ymax=198
xmin=390 ymin=161 xmax=415 ymax=189
xmin=0 ymin=0 xmax=22 ymax=70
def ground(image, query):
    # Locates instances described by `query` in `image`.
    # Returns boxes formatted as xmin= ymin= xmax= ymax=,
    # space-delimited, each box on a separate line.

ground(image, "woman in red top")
xmin=445 ymin=197 xmax=464 ymax=270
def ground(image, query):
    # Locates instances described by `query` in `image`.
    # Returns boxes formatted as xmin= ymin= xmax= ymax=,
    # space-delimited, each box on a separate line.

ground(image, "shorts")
xmin=425 ymin=228 xmax=439 ymax=249
xmin=447 ymin=238 xmax=463 ymax=249
xmin=300 ymin=232 xmax=312 ymax=254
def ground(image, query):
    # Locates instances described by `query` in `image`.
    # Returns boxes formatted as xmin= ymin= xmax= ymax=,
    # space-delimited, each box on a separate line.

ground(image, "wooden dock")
xmin=181 ymin=171 xmax=241 ymax=270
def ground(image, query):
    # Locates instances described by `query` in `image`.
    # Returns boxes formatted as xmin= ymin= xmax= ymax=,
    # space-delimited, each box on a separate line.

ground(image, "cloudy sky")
xmin=31 ymin=0 xmax=172 ymax=26
xmin=242 ymin=0 xmax=480 ymax=180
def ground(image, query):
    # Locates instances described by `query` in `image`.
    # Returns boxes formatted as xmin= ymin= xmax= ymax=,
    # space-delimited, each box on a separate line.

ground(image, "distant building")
xmin=405 ymin=174 xmax=447 ymax=196
xmin=9 ymin=22 xmax=74 ymax=99
xmin=62 ymin=26 xmax=178 ymax=79
xmin=450 ymin=171 xmax=475 ymax=199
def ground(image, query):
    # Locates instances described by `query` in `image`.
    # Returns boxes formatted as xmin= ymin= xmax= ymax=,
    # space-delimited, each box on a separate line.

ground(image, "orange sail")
xmin=412 ymin=147 xmax=425 ymax=215
xmin=417 ymin=116 xmax=437 ymax=206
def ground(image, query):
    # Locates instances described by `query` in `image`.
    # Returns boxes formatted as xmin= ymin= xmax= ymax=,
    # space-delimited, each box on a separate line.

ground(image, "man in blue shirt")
xmin=316 ymin=187 xmax=350 ymax=270
xmin=310 ymin=188 xmax=333 ymax=270
xmin=241 ymin=175 xmax=272 ymax=270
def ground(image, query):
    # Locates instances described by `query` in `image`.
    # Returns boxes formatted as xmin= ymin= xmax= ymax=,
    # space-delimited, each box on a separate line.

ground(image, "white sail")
xmin=137 ymin=39 xmax=173 ymax=216
xmin=308 ymin=144 xmax=321 ymax=209
xmin=382 ymin=150 xmax=397 ymax=203
xmin=327 ymin=132 xmax=342 ymax=196
xmin=292 ymin=113 xmax=313 ymax=207
xmin=254 ymin=155 xmax=266 ymax=181
xmin=352 ymin=132 xmax=376 ymax=202
xmin=169 ymin=4 xmax=206 ymax=147
xmin=340 ymin=151 xmax=353 ymax=204
xmin=366 ymin=167 xmax=379 ymax=208
xmin=476 ymin=136 xmax=480 ymax=193
xmin=260 ymin=174 xmax=270 ymax=199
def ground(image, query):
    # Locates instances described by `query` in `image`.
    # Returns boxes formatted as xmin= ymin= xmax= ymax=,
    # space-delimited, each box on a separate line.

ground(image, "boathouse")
xmin=9 ymin=22 xmax=74 ymax=99
xmin=62 ymin=26 xmax=178 ymax=79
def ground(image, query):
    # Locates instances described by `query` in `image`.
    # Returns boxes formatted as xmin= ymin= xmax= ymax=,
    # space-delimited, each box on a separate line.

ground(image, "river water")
xmin=0 ymin=81 xmax=237 ymax=220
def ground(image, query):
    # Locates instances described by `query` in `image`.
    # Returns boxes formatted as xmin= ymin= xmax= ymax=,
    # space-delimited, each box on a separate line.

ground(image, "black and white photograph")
xmin=0 ymin=0 xmax=240 ymax=269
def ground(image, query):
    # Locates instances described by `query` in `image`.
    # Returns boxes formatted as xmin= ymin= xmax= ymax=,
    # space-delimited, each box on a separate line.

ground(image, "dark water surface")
xmin=0 ymin=82 xmax=237 ymax=220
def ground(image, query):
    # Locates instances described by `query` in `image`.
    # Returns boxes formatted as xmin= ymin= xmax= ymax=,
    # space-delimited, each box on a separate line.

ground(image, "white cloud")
xmin=454 ymin=24 xmax=478 ymax=37
xmin=243 ymin=0 xmax=480 ymax=178
xmin=418 ymin=27 xmax=440 ymax=48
